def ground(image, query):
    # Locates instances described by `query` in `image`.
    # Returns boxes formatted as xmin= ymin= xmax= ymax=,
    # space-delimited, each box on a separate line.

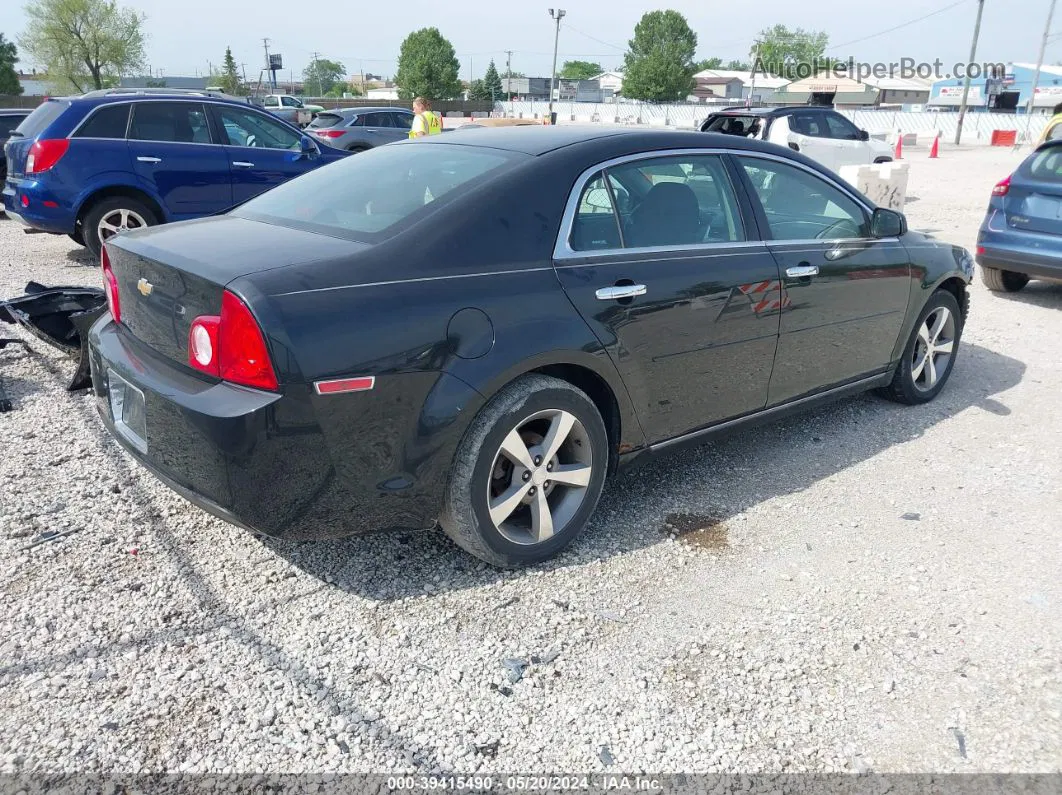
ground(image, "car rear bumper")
xmin=3 ymin=179 xmax=76 ymax=234
xmin=977 ymin=240 xmax=1062 ymax=281
xmin=88 ymin=315 xmax=476 ymax=540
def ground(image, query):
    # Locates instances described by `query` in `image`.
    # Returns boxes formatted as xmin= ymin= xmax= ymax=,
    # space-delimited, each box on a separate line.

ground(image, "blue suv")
xmin=3 ymin=89 xmax=348 ymax=257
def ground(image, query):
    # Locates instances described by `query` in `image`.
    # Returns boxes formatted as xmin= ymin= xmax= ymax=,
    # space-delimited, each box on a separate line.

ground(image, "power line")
xmin=565 ymin=24 xmax=626 ymax=52
xmin=829 ymin=0 xmax=971 ymax=50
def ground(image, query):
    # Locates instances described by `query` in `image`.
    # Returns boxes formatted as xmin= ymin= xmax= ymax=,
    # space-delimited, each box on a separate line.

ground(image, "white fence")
xmin=496 ymin=100 xmax=1049 ymax=144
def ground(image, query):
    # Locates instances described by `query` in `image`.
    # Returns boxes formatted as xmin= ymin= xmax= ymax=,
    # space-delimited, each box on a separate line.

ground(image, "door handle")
xmin=786 ymin=264 xmax=819 ymax=278
xmin=232 ymin=161 xmax=255 ymax=168
xmin=136 ymin=156 xmax=161 ymax=163
xmin=596 ymin=284 xmax=647 ymax=301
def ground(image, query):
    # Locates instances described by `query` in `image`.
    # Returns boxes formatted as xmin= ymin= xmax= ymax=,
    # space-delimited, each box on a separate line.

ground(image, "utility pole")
xmin=262 ymin=38 xmax=273 ymax=91
xmin=954 ymin=0 xmax=985 ymax=146
xmin=548 ymin=8 xmax=566 ymax=124
xmin=1028 ymin=0 xmax=1058 ymax=123
xmin=506 ymin=49 xmax=513 ymax=114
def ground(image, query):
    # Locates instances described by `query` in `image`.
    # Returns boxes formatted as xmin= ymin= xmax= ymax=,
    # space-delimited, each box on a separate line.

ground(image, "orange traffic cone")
xmin=894 ymin=131 xmax=903 ymax=160
xmin=929 ymin=133 xmax=940 ymax=159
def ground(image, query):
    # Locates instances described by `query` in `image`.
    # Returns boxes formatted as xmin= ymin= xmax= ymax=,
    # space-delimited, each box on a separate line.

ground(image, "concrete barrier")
xmin=837 ymin=162 xmax=910 ymax=212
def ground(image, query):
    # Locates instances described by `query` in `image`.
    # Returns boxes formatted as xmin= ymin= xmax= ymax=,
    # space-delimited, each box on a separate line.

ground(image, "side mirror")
xmin=871 ymin=207 xmax=906 ymax=238
xmin=584 ymin=187 xmax=612 ymax=210
xmin=299 ymin=136 xmax=317 ymax=156
xmin=858 ymin=129 xmax=870 ymax=141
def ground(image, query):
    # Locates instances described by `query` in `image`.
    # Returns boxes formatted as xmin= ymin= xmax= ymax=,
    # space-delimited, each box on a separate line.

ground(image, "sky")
xmin=1 ymin=0 xmax=1058 ymax=84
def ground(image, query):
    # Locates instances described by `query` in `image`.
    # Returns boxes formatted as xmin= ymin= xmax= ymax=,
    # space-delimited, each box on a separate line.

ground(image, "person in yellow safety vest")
xmin=410 ymin=97 xmax=443 ymax=138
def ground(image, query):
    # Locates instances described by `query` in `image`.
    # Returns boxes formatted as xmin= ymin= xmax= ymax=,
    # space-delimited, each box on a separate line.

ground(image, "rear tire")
xmin=82 ymin=196 xmax=158 ymax=260
xmin=882 ymin=289 xmax=963 ymax=405
xmin=347 ymin=145 xmax=370 ymax=153
xmin=439 ymin=374 xmax=609 ymax=568
xmin=69 ymin=228 xmax=85 ymax=247
xmin=980 ymin=266 xmax=1029 ymax=293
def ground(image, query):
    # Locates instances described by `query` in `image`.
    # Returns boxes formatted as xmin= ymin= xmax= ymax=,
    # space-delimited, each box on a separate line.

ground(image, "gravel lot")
xmin=1 ymin=144 xmax=1060 ymax=778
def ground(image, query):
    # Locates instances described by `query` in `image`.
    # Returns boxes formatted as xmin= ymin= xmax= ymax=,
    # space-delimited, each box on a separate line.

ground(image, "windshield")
xmin=1024 ymin=146 xmax=1062 ymax=182
xmin=232 ymin=142 xmax=526 ymax=242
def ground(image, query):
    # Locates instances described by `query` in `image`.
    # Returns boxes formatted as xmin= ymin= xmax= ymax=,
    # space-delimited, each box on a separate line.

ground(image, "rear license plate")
xmin=107 ymin=369 xmax=148 ymax=453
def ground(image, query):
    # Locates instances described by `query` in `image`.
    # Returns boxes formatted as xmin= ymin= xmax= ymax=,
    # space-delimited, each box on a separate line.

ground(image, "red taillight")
xmin=992 ymin=175 xmax=1011 ymax=197
xmin=101 ymin=248 xmax=121 ymax=323
xmin=187 ymin=291 xmax=278 ymax=391
xmin=314 ymin=129 xmax=344 ymax=138
xmin=976 ymin=246 xmax=985 ymax=256
xmin=25 ymin=139 xmax=70 ymax=174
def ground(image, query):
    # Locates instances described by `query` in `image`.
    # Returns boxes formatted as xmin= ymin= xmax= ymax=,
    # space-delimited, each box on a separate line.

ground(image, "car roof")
xmin=326 ymin=106 xmax=412 ymax=116
xmin=419 ymin=125 xmax=791 ymax=156
xmin=711 ymin=106 xmax=832 ymax=117
xmin=68 ymin=89 xmax=255 ymax=108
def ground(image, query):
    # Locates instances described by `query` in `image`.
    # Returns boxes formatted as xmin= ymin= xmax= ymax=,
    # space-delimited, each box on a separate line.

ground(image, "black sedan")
xmin=88 ymin=127 xmax=974 ymax=567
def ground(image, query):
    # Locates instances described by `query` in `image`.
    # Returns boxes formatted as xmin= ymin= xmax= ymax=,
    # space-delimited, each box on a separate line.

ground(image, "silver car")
xmin=306 ymin=107 xmax=415 ymax=152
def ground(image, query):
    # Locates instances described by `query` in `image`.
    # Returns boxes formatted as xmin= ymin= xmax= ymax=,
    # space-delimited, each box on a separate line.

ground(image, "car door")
xmin=823 ymin=111 xmax=871 ymax=168
xmin=786 ymin=112 xmax=842 ymax=173
xmin=209 ymin=103 xmax=320 ymax=204
xmin=126 ymin=101 xmax=233 ymax=220
xmin=735 ymin=154 xmax=912 ymax=405
xmin=554 ymin=151 xmax=782 ymax=444
xmin=388 ymin=111 xmax=415 ymax=142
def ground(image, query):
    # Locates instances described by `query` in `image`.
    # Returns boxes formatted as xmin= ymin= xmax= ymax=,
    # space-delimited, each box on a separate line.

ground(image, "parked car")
xmin=2 ymin=88 xmax=347 ymax=258
xmin=307 ymin=107 xmax=414 ymax=151
xmin=88 ymin=127 xmax=973 ymax=568
xmin=976 ymin=139 xmax=1062 ymax=292
xmin=0 ymin=108 xmax=32 ymax=187
xmin=700 ymin=106 xmax=894 ymax=174
xmin=259 ymin=94 xmax=323 ymax=128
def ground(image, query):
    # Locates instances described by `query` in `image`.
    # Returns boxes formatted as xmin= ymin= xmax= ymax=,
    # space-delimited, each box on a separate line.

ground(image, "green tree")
xmin=726 ymin=59 xmax=751 ymax=71
xmin=560 ymin=60 xmax=601 ymax=80
xmin=395 ymin=27 xmax=461 ymax=101
xmin=19 ymin=0 xmax=146 ymax=92
xmin=0 ymin=34 xmax=22 ymax=95
xmin=482 ymin=59 xmax=503 ymax=99
xmin=501 ymin=68 xmax=525 ymax=79
xmin=695 ymin=57 xmax=723 ymax=72
xmin=216 ymin=46 xmax=240 ymax=94
xmin=467 ymin=79 xmax=487 ymax=100
xmin=144 ymin=77 xmax=165 ymax=87
xmin=303 ymin=57 xmax=346 ymax=96
xmin=752 ymin=24 xmax=830 ymax=80
xmin=621 ymin=10 xmax=698 ymax=102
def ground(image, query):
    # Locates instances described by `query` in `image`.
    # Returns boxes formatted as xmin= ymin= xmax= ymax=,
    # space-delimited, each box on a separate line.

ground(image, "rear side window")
xmin=130 ymin=103 xmax=211 ymax=144
xmin=233 ymin=143 xmax=523 ymax=241
xmin=73 ymin=104 xmax=130 ymax=139
xmin=15 ymin=100 xmax=70 ymax=138
xmin=362 ymin=112 xmax=394 ymax=127
xmin=1024 ymin=147 xmax=1062 ymax=182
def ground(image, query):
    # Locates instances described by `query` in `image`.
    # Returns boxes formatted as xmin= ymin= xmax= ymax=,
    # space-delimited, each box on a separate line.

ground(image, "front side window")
xmin=214 ymin=105 xmax=302 ymax=150
xmin=740 ymin=157 xmax=869 ymax=240
xmin=129 ymin=102 xmax=210 ymax=144
xmin=232 ymin=143 xmax=523 ymax=241
xmin=73 ymin=104 xmax=130 ymax=139
xmin=281 ymin=96 xmax=301 ymax=108
xmin=569 ymin=155 xmax=745 ymax=251
xmin=825 ymin=112 xmax=862 ymax=140
xmin=390 ymin=112 xmax=414 ymax=130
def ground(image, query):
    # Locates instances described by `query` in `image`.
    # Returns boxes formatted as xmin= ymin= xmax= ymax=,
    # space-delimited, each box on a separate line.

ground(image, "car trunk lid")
xmin=1006 ymin=145 xmax=1062 ymax=236
xmin=105 ymin=215 xmax=369 ymax=366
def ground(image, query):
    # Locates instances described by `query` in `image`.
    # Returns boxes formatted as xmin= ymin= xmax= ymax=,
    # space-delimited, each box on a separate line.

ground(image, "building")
xmin=692 ymin=70 xmax=790 ymax=105
xmin=592 ymin=71 xmax=623 ymax=94
xmin=16 ymin=70 xmax=51 ymax=96
xmin=366 ymin=87 xmax=400 ymax=101
xmin=120 ymin=75 xmax=210 ymax=90
xmin=861 ymin=75 xmax=933 ymax=106
xmin=929 ymin=63 xmax=1062 ymax=113
xmin=692 ymin=76 xmax=745 ymax=101
xmin=770 ymin=73 xmax=879 ymax=107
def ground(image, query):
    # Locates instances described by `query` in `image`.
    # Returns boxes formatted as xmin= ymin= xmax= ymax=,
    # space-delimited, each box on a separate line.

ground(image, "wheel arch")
xmin=934 ymin=275 xmax=970 ymax=324
xmin=75 ymin=184 xmax=166 ymax=227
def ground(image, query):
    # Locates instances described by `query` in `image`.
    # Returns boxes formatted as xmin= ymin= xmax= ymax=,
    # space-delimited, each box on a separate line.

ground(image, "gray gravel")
xmin=1 ymin=145 xmax=1060 ymax=776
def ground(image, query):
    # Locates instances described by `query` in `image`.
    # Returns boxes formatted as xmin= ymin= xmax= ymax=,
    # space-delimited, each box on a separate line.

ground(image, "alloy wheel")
xmin=97 ymin=208 xmax=147 ymax=244
xmin=486 ymin=409 xmax=594 ymax=546
xmin=911 ymin=306 xmax=956 ymax=391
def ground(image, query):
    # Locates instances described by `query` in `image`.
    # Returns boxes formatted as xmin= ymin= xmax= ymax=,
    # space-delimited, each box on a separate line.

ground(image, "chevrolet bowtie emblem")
xmin=137 ymin=278 xmax=153 ymax=297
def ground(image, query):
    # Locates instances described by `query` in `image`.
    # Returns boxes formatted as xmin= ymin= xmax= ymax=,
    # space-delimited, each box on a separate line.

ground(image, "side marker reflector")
xmin=314 ymin=376 xmax=375 ymax=395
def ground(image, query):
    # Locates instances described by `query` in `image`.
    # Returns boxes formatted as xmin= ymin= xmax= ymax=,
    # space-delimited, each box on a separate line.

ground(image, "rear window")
xmin=0 ymin=114 xmax=29 ymax=137
xmin=15 ymin=100 xmax=70 ymax=138
xmin=1024 ymin=146 xmax=1062 ymax=182
xmin=704 ymin=114 xmax=762 ymax=136
xmin=73 ymin=104 xmax=130 ymax=139
xmin=309 ymin=113 xmax=344 ymax=129
xmin=232 ymin=143 xmax=525 ymax=242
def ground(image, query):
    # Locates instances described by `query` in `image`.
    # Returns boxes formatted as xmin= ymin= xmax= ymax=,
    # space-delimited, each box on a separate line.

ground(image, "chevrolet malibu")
xmin=88 ymin=127 xmax=974 ymax=568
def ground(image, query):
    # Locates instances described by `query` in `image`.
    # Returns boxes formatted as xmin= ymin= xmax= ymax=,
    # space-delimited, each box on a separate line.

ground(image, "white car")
xmin=700 ymin=107 xmax=894 ymax=174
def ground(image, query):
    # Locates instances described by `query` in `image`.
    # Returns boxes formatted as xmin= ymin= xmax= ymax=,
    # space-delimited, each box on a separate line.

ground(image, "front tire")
xmin=439 ymin=374 xmax=609 ymax=568
xmin=882 ymin=289 xmax=963 ymax=405
xmin=980 ymin=266 xmax=1029 ymax=293
xmin=82 ymin=196 xmax=158 ymax=259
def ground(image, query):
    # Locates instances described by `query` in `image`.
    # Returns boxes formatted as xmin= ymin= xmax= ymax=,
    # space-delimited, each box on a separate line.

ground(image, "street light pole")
xmin=548 ymin=8 xmax=566 ymax=123
xmin=1028 ymin=0 xmax=1058 ymax=121
xmin=954 ymin=0 xmax=985 ymax=146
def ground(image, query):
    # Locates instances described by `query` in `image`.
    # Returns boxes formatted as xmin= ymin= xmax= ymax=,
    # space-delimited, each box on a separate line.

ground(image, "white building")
xmin=365 ymin=87 xmax=400 ymax=101
xmin=592 ymin=71 xmax=623 ymax=94
xmin=692 ymin=69 xmax=790 ymax=104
